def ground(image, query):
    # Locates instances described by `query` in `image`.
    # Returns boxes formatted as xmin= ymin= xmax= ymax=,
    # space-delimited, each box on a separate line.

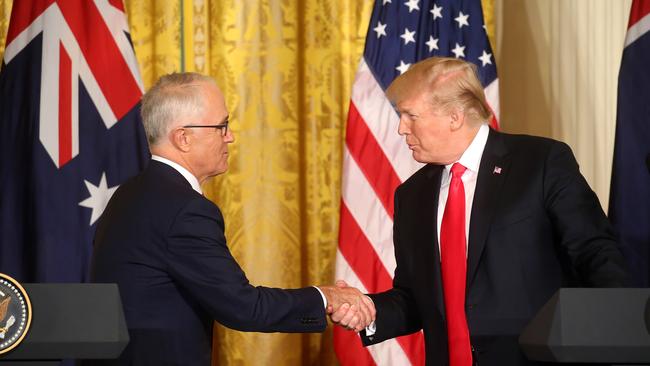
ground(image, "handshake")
xmin=319 ymin=280 xmax=375 ymax=333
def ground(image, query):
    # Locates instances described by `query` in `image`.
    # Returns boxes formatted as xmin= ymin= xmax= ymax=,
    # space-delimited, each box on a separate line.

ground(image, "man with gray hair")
xmin=332 ymin=57 xmax=628 ymax=365
xmin=89 ymin=73 xmax=374 ymax=365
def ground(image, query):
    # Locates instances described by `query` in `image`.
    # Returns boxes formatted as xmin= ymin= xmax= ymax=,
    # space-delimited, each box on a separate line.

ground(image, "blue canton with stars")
xmin=365 ymin=0 xmax=497 ymax=90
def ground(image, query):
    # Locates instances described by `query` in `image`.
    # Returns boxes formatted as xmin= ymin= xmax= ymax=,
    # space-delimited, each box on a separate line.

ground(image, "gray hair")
xmin=141 ymin=72 xmax=216 ymax=146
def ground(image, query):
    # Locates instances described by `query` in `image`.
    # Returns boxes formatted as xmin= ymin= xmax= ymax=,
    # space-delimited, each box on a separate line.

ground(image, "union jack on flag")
xmin=0 ymin=0 xmax=149 ymax=283
xmin=335 ymin=0 xmax=498 ymax=364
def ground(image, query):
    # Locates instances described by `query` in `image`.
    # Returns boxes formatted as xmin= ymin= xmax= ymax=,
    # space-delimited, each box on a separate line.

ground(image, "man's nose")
xmin=225 ymin=129 xmax=235 ymax=143
xmin=398 ymin=118 xmax=410 ymax=136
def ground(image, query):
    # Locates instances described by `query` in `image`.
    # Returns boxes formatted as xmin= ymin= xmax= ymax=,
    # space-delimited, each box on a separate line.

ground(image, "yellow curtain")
xmin=125 ymin=0 xmax=373 ymax=364
xmin=0 ymin=0 xmax=10 ymax=58
xmin=0 ymin=1 xmax=495 ymax=364
xmin=124 ymin=1 xmax=183 ymax=88
xmin=171 ymin=1 xmax=372 ymax=364
xmin=482 ymin=0 xmax=497 ymax=52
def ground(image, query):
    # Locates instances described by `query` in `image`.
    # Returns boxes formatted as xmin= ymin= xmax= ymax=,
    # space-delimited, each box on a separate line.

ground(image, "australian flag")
xmin=0 ymin=0 xmax=149 ymax=283
xmin=609 ymin=0 xmax=650 ymax=288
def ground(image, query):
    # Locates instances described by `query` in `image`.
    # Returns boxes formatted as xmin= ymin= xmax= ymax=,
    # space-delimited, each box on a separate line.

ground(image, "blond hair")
xmin=386 ymin=57 xmax=492 ymax=123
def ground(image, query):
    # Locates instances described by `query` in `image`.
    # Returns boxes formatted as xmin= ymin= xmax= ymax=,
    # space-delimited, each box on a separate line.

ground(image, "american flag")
xmin=609 ymin=0 xmax=650 ymax=288
xmin=0 ymin=0 xmax=149 ymax=283
xmin=334 ymin=0 xmax=499 ymax=364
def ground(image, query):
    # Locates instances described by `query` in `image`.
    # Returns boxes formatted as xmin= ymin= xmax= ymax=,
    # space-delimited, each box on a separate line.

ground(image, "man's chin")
xmin=412 ymin=152 xmax=426 ymax=163
xmin=216 ymin=164 xmax=229 ymax=176
xmin=207 ymin=166 xmax=228 ymax=180
xmin=412 ymin=152 xmax=437 ymax=165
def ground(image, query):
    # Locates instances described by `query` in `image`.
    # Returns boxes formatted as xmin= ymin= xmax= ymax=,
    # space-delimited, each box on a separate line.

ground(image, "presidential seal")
xmin=0 ymin=273 xmax=31 ymax=355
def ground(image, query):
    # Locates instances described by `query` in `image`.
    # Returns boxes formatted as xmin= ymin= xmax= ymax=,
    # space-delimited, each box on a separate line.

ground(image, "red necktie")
xmin=440 ymin=163 xmax=472 ymax=366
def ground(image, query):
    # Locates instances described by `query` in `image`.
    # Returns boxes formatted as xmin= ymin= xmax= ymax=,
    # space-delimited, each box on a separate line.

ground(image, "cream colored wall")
xmin=494 ymin=0 xmax=632 ymax=211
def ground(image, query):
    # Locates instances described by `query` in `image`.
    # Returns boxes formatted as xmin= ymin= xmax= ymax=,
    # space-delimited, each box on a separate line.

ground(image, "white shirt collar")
xmin=151 ymin=155 xmax=203 ymax=194
xmin=444 ymin=123 xmax=490 ymax=174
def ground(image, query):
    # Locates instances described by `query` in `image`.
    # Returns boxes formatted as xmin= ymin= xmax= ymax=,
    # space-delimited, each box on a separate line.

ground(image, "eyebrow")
xmin=219 ymin=115 xmax=229 ymax=124
xmin=396 ymin=105 xmax=413 ymax=114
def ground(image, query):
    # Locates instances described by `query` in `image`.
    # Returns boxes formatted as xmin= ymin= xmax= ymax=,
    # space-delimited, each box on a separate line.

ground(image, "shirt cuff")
xmin=313 ymin=286 xmax=327 ymax=308
xmin=365 ymin=321 xmax=376 ymax=335
xmin=365 ymin=295 xmax=376 ymax=335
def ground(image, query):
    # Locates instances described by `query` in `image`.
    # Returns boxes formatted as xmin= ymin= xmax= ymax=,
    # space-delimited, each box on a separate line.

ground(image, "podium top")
xmin=519 ymin=288 xmax=650 ymax=363
xmin=1 ymin=283 xmax=128 ymax=360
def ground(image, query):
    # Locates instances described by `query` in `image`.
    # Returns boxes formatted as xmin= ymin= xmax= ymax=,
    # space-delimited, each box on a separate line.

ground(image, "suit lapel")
xmin=467 ymin=129 xmax=510 ymax=288
xmin=412 ymin=164 xmax=446 ymax=318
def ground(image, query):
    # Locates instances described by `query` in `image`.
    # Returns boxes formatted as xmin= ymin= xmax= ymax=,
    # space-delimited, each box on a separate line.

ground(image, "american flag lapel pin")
xmin=493 ymin=166 xmax=502 ymax=174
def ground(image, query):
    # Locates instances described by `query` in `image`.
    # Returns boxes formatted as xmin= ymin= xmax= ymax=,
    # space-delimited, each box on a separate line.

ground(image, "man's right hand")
xmin=318 ymin=280 xmax=375 ymax=332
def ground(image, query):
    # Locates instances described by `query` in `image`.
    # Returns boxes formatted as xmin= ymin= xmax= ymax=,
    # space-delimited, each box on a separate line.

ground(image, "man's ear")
xmin=449 ymin=108 xmax=465 ymax=131
xmin=170 ymin=127 xmax=191 ymax=153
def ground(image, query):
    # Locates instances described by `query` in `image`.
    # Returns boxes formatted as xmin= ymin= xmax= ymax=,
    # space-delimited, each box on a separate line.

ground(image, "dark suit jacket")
xmin=88 ymin=160 xmax=325 ymax=366
xmin=361 ymin=129 xmax=628 ymax=366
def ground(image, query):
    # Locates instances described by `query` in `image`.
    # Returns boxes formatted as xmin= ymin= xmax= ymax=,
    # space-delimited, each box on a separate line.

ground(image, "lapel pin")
xmin=493 ymin=166 xmax=502 ymax=174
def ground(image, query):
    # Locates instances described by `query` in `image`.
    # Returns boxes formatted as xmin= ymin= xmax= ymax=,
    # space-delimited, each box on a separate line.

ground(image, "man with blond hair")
xmin=333 ymin=57 xmax=627 ymax=365
xmin=88 ymin=73 xmax=374 ymax=366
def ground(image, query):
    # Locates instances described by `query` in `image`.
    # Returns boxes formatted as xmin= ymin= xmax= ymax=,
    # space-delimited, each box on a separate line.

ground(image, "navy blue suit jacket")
xmin=88 ymin=160 xmax=325 ymax=365
xmin=361 ymin=129 xmax=628 ymax=366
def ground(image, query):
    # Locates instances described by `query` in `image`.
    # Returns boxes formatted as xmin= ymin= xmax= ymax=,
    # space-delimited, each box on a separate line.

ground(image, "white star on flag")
xmin=426 ymin=36 xmax=439 ymax=51
xmin=404 ymin=0 xmax=419 ymax=13
xmin=374 ymin=21 xmax=387 ymax=39
xmin=430 ymin=3 xmax=443 ymax=20
xmin=400 ymin=28 xmax=416 ymax=45
xmin=383 ymin=0 xmax=391 ymax=4
xmin=79 ymin=172 xmax=119 ymax=225
xmin=455 ymin=11 xmax=469 ymax=28
xmin=396 ymin=60 xmax=411 ymax=74
xmin=451 ymin=42 xmax=465 ymax=58
xmin=479 ymin=50 xmax=492 ymax=66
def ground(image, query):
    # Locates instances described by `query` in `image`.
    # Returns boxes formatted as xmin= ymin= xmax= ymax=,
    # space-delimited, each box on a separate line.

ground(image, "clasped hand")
xmin=319 ymin=280 xmax=375 ymax=333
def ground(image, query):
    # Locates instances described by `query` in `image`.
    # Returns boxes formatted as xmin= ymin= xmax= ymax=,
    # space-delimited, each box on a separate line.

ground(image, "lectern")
xmin=519 ymin=288 xmax=650 ymax=363
xmin=0 ymin=284 xmax=128 ymax=366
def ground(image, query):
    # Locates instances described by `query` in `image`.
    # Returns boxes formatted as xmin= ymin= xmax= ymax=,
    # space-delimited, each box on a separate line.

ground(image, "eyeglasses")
xmin=182 ymin=122 xmax=229 ymax=137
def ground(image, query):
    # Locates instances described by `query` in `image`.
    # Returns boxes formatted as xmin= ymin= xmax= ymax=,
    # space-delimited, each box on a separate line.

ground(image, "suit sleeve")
xmin=361 ymin=189 xmax=423 ymax=346
xmin=544 ymin=141 xmax=629 ymax=287
xmin=163 ymin=196 xmax=326 ymax=332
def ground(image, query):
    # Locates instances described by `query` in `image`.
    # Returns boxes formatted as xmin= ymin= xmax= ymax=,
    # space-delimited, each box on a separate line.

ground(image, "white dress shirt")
xmin=151 ymin=155 xmax=203 ymax=194
xmin=436 ymin=123 xmax=490 ymax=254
